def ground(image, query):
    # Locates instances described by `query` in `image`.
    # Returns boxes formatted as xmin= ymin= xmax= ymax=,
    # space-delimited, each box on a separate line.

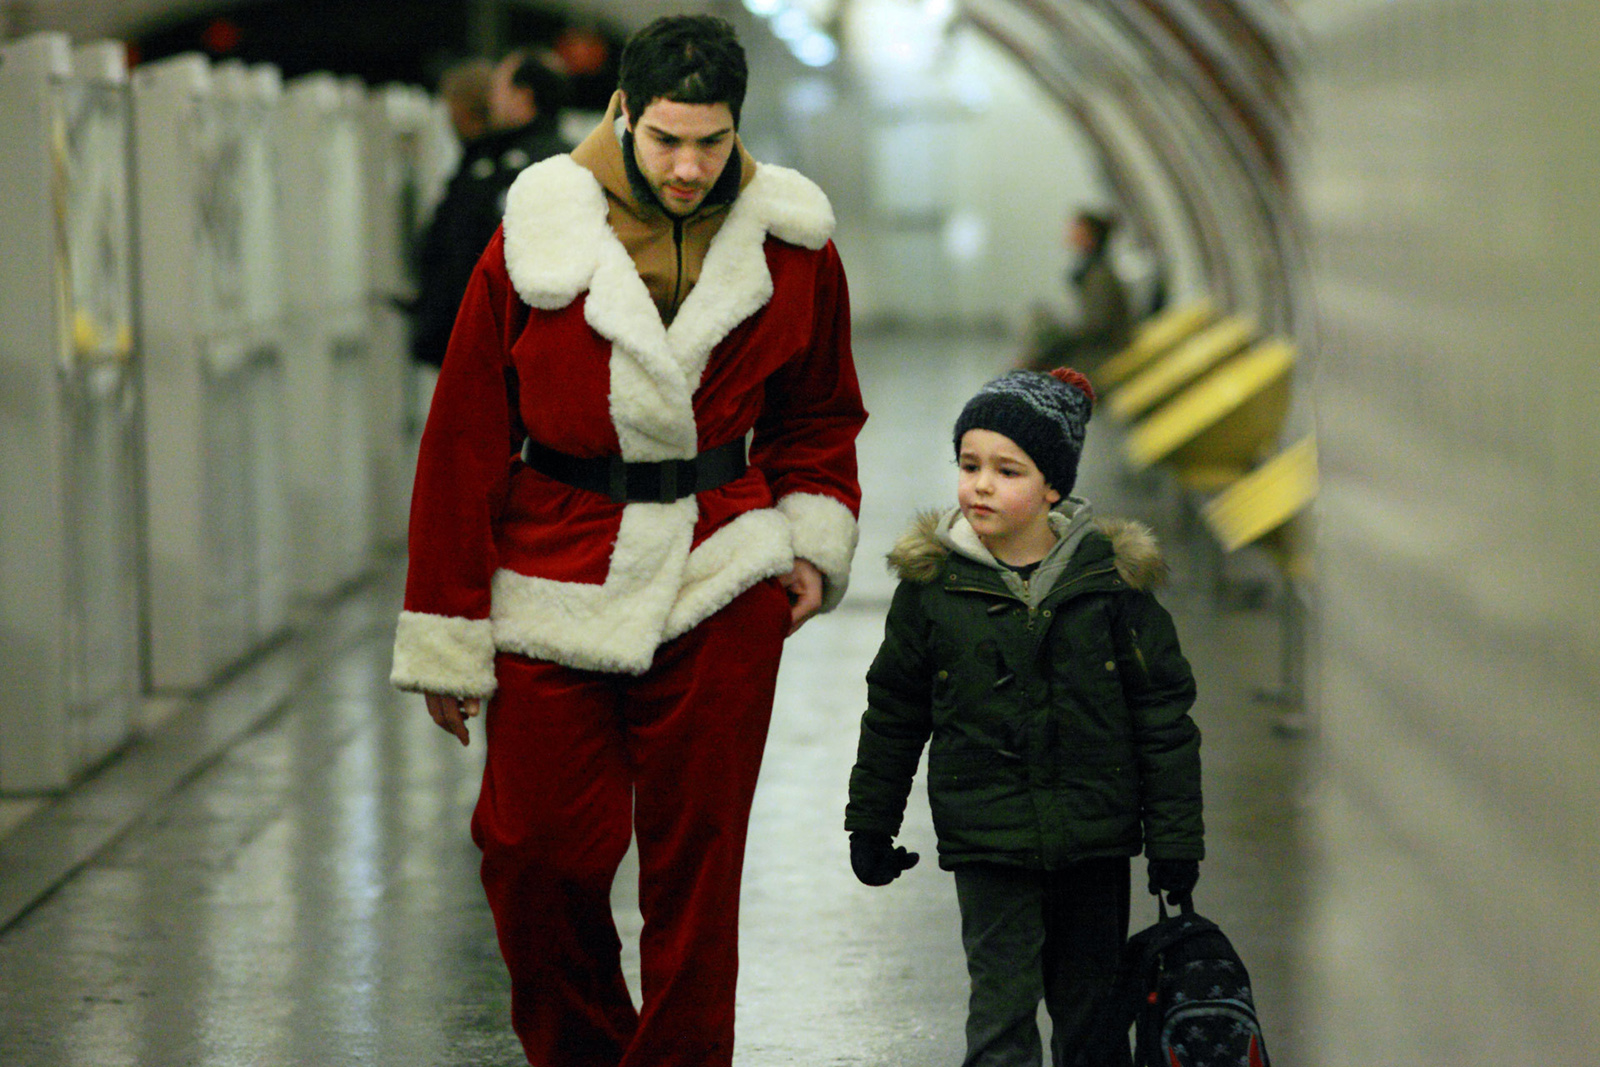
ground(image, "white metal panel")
xmin=218 ymin=63 xmax=292 ymax=643
xmin=131 ymin=53 xmax=291 ymax=690
xmin=273 ymin=73 xmax=374 ymax=598
xmin=0 ymin=33 xmax=141 ymax=792
xmin=359 ymin=84 xmax=437 ymax=550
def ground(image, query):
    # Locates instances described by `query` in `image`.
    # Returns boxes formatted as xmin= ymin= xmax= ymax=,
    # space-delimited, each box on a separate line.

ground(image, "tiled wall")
xmin=1293 ymin=1 xmax=1600 ymax=1060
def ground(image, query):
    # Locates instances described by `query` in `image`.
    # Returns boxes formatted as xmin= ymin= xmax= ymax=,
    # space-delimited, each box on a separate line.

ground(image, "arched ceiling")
xmin=957 ymin=0 xmax=1304 ymax=332
xmin=5 ymin=0 xmax=1303 ymax=331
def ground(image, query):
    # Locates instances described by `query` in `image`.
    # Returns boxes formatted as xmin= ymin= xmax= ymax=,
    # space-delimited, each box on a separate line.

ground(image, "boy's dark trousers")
xmin=954 ymin=857 xmax=1133 ymax=1067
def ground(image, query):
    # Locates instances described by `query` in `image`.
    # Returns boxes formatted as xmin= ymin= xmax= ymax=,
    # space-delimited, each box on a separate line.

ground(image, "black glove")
xmin=1146 ymin=858 xmax=1200 ymax=904
xmin=850 ymin=831 xmax=919 ymax=886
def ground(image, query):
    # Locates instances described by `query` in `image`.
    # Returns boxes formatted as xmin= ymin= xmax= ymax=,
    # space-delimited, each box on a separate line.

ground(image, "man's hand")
xmin=779 ymin=558 xmax=824 ymax=635
xmin=424 ymin=693 xmax=481 ymax=746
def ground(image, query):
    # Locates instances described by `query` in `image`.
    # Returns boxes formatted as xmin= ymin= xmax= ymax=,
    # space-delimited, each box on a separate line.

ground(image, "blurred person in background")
xmin=390 ymin=14 xmax=866 ymax=1066
xmin=1026 ymin=209 xmax=1132 ymax=374
xmin=409 ymin=50 xmax=573 ymax=370
xmin=439 ymin=56 xmax=493 ymax=143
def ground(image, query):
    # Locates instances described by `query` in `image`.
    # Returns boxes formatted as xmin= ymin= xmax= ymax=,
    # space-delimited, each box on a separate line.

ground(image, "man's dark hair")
xmin=510 ymin=50 xmax=569 ymax=115
xmin=618 ymin=15 xmax=747 ymax=126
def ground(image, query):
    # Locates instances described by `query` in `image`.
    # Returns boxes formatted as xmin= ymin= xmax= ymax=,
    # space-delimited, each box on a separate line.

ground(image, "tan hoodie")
xmin=568 ymin=91 xmax=759 ymax=325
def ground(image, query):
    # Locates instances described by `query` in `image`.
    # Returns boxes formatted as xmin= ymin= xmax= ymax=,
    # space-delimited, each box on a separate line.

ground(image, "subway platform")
xmin=0 ymin=330 xmax=1311 ymax=1066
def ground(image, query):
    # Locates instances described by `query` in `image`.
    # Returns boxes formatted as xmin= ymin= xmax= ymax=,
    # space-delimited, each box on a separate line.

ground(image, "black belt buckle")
xmin=608 ymin=459 xmax=627 ymax=503
xmin=656 ymin=461 xmax=679 ymax=504
xmin=524 ymin=437 xmax=744 ymax=504
xmin=616 ymin=458 xmax=681 ymax=504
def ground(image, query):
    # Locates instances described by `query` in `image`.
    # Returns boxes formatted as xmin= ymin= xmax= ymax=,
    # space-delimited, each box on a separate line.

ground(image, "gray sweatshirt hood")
xmin=934 ymin=497 xmax=1099 ymax=607
xmin=886 ymin=501 xmax=1170 ymax=601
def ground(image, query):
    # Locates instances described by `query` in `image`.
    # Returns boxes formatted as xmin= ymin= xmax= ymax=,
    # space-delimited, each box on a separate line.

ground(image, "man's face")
xmin=624 ymin=96 xmax=736 ymax=217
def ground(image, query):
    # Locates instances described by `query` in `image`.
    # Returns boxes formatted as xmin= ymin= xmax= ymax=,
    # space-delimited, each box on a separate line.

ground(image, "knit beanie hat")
xmin=953 ymin=367 xmax=1096 ymax=495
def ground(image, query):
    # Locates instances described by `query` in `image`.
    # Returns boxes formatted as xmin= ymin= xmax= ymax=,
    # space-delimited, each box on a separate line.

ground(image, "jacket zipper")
xmin=670 ymin=216 xmax=686 ymax=315
xmin=947 ymin=562 xmax=1119 ymax=634
xmin=1042 ymin=563 xmax=1118 ymax=606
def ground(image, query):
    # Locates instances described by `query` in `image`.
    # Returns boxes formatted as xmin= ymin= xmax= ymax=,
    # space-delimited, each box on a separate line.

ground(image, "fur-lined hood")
xmin=887 ymin=504 xmax=1169 ymax=592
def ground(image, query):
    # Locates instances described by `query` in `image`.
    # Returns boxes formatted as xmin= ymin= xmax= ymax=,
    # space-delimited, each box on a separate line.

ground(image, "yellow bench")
xmin=1202 ymin=435 xmax=1317 ymax=556
xmin=1106 ymin=314 xmax=1258 ymax=423
xmin=1201 ymin=435 xmax=1318 ymax=724
xmin=1122 ymin=338 xmax=1294 ymax=494
xmin=1094 ymin=299 xmax=1217 ymax=391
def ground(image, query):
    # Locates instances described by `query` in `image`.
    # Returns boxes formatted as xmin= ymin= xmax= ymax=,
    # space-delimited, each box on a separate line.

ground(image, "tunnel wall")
xmin=760 ymin=22 xmax=1114 ymax=333
xmin=1294 ymin=0 xmax=1600 ymax=1060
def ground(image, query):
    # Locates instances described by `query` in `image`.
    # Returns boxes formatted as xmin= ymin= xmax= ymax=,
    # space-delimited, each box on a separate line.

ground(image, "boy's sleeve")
xmin=845 ymin=581 xmax=934 ymax=838
xmin=1117 ymin=591 xmax=1204 ymax=860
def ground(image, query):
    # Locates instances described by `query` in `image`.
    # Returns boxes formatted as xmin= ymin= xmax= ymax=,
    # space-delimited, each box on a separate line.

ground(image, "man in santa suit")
xmin=389 ymin=14 xmax=866 ymax=1067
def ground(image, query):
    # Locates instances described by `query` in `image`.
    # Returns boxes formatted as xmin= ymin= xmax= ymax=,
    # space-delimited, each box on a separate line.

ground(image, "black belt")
xmin=521 ymin=437 xmax=747 ymax=504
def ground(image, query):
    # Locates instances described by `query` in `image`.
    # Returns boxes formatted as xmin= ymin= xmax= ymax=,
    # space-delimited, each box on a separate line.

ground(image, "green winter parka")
xmin=844 ymin=501 xmax=1203 ymax=870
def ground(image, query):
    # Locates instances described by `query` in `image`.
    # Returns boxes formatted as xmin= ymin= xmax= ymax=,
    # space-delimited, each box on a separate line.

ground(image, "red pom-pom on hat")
xmin=1049 ymin=366 xmax=1096 ymax=406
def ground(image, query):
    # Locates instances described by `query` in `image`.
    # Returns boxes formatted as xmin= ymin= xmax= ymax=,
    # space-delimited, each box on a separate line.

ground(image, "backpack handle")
xmin=1157 ymin=891 xmax=1196 ymax=920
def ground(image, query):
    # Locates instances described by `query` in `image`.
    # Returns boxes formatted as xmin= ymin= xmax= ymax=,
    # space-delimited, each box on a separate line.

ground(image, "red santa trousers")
xmin=471 ymin=577 xmax=792 ymax=1067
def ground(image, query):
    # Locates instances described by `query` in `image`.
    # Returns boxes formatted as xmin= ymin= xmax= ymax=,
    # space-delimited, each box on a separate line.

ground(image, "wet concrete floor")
xmin=0 ymin=330 xmax=1310 ymax=1065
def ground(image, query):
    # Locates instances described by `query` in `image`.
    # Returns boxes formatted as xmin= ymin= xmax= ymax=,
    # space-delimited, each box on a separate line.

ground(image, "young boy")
xmin=844 ymin=367 xmax=1203 ymax=1067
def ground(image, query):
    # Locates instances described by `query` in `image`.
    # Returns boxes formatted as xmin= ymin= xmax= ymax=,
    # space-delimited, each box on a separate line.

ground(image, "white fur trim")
xmin=391 ymin=612 xmax=498 ymax=696
xmin=744 ymin=163 xmax=835 ymax=250
xmin=663 ymin=181 xmax=776 ymax=409
xmin=490 ymin=157 xmax=846 ymax=667
xmin=502 ymin=155 xmax=606 ymax=310
xmin=488 ymin=505 xmax=801 ymax=671
xmin=501 ymin=159 xmax=837 ymax=465
xmin=661 ymin=507 xmax=794 ymax=641
xmin=489 ymin=498 xmax=696 ymax=674
xmin=592 ymin=239 xmax=694 ymax=460
xmin=777 ymin=492 xmax=859 ymax=612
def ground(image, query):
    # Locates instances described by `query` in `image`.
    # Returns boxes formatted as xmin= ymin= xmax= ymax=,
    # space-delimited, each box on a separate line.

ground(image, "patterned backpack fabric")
xmin=1080 ymin=898 xmax=1271 ymax=1067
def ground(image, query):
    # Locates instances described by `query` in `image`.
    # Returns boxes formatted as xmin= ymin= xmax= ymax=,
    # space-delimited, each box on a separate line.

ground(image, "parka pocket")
xmin=1056 ymin=751 xmax=1139 ymax=823
xmin=1047 ymin=598 xmax=1124 ymax=703
xmin=926 ymin=745 xmax=1033 ymax=853
xmin=928 ymin=745 xmax=1022 ymax=785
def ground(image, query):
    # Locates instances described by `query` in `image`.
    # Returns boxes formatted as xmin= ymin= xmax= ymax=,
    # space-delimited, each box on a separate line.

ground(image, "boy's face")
xmin=957 ymin=429 xmax=1061 ymax=554
xmin=623 ymin=95 xmax=736 ymax=217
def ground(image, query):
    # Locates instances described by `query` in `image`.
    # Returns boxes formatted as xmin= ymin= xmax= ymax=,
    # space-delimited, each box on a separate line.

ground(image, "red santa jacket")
xmin=391 ymin=151 xmax=866 ymax=695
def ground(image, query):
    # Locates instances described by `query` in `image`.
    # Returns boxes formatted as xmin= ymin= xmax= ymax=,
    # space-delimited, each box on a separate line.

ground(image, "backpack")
xmin=1080 ymin=895 xmax=1270 ymax=1067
